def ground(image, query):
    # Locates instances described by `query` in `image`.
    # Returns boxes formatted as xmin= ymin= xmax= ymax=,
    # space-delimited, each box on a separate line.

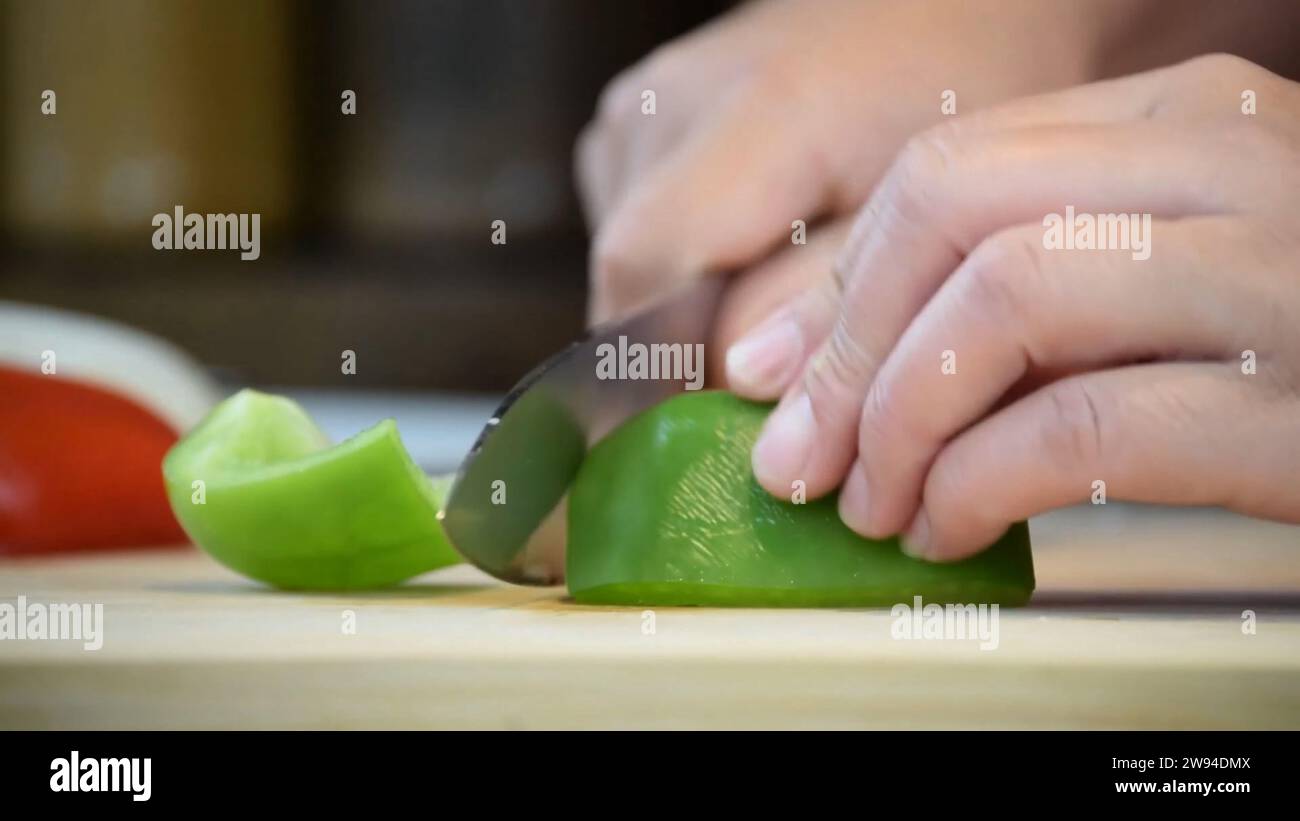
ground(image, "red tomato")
xmin=0 ymin=366 xmax=188 ymax=553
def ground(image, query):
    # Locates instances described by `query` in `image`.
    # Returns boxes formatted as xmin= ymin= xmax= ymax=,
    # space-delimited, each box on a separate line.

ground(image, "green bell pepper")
xmin=162 ymin=389 xmax=459 ymax=590
xmin=567 ymin=391 xmax=1034 ymax=607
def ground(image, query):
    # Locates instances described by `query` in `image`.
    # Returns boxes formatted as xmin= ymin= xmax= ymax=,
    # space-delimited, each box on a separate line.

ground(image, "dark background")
xmin=1 ymin=0 xmax=733 ymax=391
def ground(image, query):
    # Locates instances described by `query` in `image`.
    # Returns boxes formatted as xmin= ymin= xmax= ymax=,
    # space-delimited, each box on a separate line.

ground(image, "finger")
xmin=939 ymin=64 xmax=1165 ymax=134
xmin=751 ymin=117 xmax=1241 ymax=501
xmin=587 ymin=86 xmax=839 ymax=324
xmin=577 ymin=51 xmax=694 ymax=231
xmin=729 ymin=69 xmax=1170 ymax=422
xmin=905 ymin=361 xmax=1300 ymax=561
xmin=840 ymin=218 xmax=1268 ymax=538
xmin=575 ymin=121 xmax=626 ymax=230
xmin=579 ymin=59 xmax=709 ymax=229
xmin=720 ymin=218 xmax=853 ymax=397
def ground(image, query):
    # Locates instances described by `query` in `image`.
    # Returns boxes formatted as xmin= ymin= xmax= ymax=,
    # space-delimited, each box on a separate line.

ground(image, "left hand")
xmin=726 ymin=54 xmax=1300 ymax=560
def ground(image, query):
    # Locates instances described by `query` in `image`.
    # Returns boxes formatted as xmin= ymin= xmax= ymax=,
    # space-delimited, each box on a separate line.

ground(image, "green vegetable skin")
xmin=162 ymin=390 xmax=459 ymax=590
xmin=567 ymin=391 xmax=1034 ymax=607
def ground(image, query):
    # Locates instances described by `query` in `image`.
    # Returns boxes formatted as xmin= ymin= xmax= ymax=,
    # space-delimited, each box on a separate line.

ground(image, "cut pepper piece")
xmin=162 ymin=389 xmax=459 ymax=590
xmin=1 ymin=366 xmax=186 ymax=554
xmin=567 ymin=391 xmax=1034 ymax=607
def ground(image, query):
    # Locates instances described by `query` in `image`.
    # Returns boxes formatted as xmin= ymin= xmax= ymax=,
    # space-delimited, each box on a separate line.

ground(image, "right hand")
xmin=577 ymin=0 xmax=1116 ymax=331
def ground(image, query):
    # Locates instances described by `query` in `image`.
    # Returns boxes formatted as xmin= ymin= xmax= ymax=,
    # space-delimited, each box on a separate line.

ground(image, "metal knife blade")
xmin=439 ymin=278 xmax=725 ymax=585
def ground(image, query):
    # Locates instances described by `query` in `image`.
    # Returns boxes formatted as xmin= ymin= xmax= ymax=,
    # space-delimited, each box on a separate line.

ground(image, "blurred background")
xmin=1 ymin=0 xmax=733 ymax=392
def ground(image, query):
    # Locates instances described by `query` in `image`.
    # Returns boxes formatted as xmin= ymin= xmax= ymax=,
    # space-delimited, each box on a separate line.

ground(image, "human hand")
xmin=732 ymin=54 xmax=1300 ymax=560
xmin=577 ymin=0 xmax=1110 ymax=326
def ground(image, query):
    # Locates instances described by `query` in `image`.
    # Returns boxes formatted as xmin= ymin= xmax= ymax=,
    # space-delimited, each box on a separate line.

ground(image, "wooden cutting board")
xmin=2 ymin=505 xmax=1299 ymax=729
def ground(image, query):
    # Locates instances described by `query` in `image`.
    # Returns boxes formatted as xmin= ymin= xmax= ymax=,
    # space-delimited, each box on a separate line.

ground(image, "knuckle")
xmin=1040 ymin=379 xmax=1106 ymax=471
xmin=599 ymin=44 xmax=687 ymax=122
xmin=1183 ymin=52 xmax=1259 ymax=83
xmin=1161 ymin=54 xmax=1265 ymax=113
xmin=803 ymin=319 xmax=875 ymax=422
xmin=957 ymin=233 xmax=1043 ymax=324
xmin=803 ymin=275 xmax=843 ymax=324
xmin=921 ymin=451 xmax=977 ymax=526
xmin=830 ymin=255 xmax=852 ymax=296
xmin=857 ymin=375 xmax=901 ymax=457
xmin=590 ymin=224 xmax=637 ymax=289
xmin=590 ymin=215 xmax=669 ymax=316
xmin=857 ymin=366 xmax=944 ymax=472
xmin=596 ymin=68 xmax=647 ymax=125
xmin=922 ymin=441 xmax=1014 ymax=550
xmin=831 ymin=209 xmax=875 ymax=294
xmin=884 ymin=124 xmax=961 ymax=229
xmin=638 ymin=43 xmax=687 ymax=84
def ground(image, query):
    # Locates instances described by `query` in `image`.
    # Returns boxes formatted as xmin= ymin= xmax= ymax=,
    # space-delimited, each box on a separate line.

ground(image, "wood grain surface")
xmin=2 ymin=504 xmax=1298 ymax=729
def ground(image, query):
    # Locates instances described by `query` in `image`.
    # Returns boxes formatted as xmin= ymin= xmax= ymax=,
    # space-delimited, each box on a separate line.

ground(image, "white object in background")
xmin=0 ymin=301 xmax=220 ymax=433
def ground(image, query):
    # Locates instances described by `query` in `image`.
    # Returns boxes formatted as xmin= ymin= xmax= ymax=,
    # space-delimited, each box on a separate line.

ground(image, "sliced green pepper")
xmin=567 ymin=391 xmax=1034 ymax=607
xmin=162 ymin=390 xmax=459 ymax=590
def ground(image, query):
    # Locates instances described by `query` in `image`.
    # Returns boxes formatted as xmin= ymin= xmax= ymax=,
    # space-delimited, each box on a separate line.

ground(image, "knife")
xmin=438 ymin=278 xmax=725 ymax=585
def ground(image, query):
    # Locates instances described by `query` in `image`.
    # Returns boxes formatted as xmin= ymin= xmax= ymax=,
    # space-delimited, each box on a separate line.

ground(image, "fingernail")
xmin=901 ymin=509 xmax=932 ymax=560
xmin=726 ymin=317 xmax=802 ymax=397
xmin=838 ymin=461 xmax=873 ymax=536
xmin=753 ymin=392 xmax=816 ymax=490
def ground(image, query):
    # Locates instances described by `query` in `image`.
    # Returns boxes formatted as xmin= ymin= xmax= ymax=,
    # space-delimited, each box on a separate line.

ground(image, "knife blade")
xmin=439 ymin=278 xmax=725 ymax=585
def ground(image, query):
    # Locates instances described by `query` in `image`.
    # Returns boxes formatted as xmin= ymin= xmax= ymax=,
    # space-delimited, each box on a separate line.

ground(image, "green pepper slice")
xmin=162 ymin=389 xmax=459 ymax=590
xmin=567 ymin=391 xmax=1034 ymax=607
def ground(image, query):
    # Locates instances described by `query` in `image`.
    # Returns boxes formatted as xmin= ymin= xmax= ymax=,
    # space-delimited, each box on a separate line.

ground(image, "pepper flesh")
xmin=162 ymin=389 xmax=459 ymax=590
xmin=1 ymin=366 xmax=185 ymax=553
xmin=567 ymin=391 xmax=1034 ymax=607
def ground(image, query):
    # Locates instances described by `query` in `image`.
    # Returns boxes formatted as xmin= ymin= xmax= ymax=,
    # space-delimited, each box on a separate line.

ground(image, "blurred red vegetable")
xmin=0 ymin=366 xmax=187 ymax=554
